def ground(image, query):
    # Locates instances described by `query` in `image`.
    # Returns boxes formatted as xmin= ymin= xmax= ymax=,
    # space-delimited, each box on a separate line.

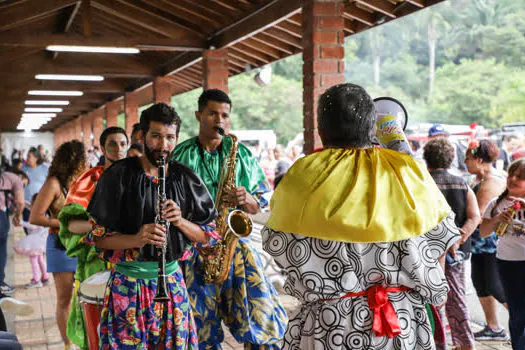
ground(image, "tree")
xmin=427 ymin=59 xmax=508 ymax=126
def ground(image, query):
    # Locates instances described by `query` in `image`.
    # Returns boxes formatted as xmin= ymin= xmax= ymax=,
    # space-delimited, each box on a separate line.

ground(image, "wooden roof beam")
xmin=264 ymin=28 xmax=302 ymax=49
xmin=344 ymin=3 xmax=377 ymax=26
xmin=82 ymin=0 xmax=92 ymax=36
xmin=169 ymin=75 xmax=200 ymax=90
xmin=236 ymin=41 xmax=280 ymax=61
xmin=0 ymin=0 xmax=78 ymax=32
xmin=2 ymin=80 xmax=127 ymax=94
xmin=210 ymin=0 xmax=301 ymax=48
xmin=243 ymin=38 xmax=283 ymax=59
xmin=160 ymin=52 xmax=203 ymax=76
xmin=274 ymin=22 xmax=301 ymax=39
xmin=233 ymin=43 xmax=272 ymax=63
xmin=53 ymin=1 xmax=82 ymax=60
xmin=134 ymin=0 xmax=207 ymax=35
xmin=228 ymin=48 xmax=264 ymax=67
xmin=252 ymin=33 xmax=294 ymax=55
xmin=354 ymin=0 xmax=397 ymax=19
xmin=91 ymin=0 xmax=200 ymax=39
xmin=0 ymin=34 xmax=206 ymax=52
xmin=210 ymin=0 xmax=250 ymax=13
xmin=286 ymin=13 xmax=302 ymax=26
xmin=147 ymin=0 xmax=223 ymax=29
xmin=405 ymin=0 xmax=425 ymax=8
xmin=180 ymin=0 xmax=236 ymax=23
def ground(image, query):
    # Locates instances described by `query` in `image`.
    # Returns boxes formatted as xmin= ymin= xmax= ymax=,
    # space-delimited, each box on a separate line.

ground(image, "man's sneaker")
xmin=474 ymin=325 xmax=509 ymax=341
xmin=0 ymin=294 xmax=34 ymax=316
xmin=25 ymin=280 xmax=43 ymax=289
xmin=0 ymin=282 xmax=14 ymax=295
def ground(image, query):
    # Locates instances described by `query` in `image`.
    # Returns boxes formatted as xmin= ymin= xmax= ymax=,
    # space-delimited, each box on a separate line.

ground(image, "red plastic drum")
xmin=78 ymin=270 xmax=110 ymax=350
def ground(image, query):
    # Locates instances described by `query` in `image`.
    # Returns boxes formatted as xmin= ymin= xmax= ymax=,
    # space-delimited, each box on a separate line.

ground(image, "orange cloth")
xmin=65 ymin=166 xmax=104 ymax=208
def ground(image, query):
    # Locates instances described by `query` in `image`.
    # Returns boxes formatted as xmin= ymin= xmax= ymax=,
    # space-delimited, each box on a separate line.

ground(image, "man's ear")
xmin=195 ymin=111 xmax=201 ymax=122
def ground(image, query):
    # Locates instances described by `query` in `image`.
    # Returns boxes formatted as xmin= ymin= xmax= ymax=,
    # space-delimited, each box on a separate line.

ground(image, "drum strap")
xmin=115 ymin=261 xmax=178 ymax=280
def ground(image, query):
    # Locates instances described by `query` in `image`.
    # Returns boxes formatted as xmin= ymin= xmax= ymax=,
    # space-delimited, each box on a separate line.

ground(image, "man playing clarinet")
xmin=87 ymin=103 xmax=217 ymax=349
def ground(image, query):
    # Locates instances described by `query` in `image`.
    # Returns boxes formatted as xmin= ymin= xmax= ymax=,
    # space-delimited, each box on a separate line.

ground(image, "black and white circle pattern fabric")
xmin=262 ymin=212 xmax=460 ymax=349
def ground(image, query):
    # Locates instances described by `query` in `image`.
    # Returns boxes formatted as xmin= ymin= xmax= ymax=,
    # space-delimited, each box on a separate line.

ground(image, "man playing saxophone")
xmin=86 ymin=103 xmax=217 ymax=349
xmin=172 ymin=89 xmax=287 ymax=349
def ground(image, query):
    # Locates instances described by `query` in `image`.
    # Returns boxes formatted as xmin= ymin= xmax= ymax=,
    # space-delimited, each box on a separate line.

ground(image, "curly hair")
xmin=48 ymin=140 xmax=86 ymax=189
xmin=467 ymin=139 xmax=499 ymax=163
xmin=423 ymin=137 xmax=455 ymax=169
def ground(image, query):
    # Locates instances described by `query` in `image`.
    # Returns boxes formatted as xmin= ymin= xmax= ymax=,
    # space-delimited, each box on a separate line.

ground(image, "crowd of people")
xmin=0 ymin=85 xmax=522 ymax=350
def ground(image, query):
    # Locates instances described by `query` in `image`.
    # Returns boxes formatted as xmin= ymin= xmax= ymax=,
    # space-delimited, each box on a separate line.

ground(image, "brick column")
xmin=64 ymin=122 xmax=74 ymax=142
xmin=54 ymin=127 xmax=62 ymax=148
xmin=73 ymin=117 xmax=82 ymax=141
xmin=202 ymin=49 xmax=229 ymax=93
xmin=302 ymin=0 xmax=345 ymax=154
xmin=106 ymin=100 xmax=120 ymax=127
xmin=92 ymin=109 xmax=105 ymax=148
xmin=153 ymin=77 xmax=172 ymax=105
xmin=125 ymin=92 xmax=139 ymax=138
xmin=81 ymin=114 xmax=92 ymax=149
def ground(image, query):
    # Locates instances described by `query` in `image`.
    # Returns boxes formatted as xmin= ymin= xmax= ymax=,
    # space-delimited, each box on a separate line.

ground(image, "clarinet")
xmin=154 ymin=155 xmax=170 ymax=302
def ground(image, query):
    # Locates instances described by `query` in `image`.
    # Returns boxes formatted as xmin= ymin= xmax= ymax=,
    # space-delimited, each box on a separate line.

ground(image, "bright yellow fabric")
xmin=267 ymin=148 xmax=451 ymax=243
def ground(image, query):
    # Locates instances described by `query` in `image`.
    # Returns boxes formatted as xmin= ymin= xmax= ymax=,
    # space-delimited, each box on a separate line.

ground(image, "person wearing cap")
xmin=428 ymin=123 xmax=468 ymax=175
xmin=263 ymin=83 xmax=460 ymax=349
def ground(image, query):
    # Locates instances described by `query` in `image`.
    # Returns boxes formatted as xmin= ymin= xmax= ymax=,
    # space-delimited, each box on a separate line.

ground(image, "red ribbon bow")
xmin=320 ymin=285 xmax=410 ymax=338
xmin=367 ymin=285 xmax=409 ymax=338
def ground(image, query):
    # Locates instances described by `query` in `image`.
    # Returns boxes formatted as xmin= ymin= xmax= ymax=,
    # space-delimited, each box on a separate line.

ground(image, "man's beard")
xmin=144 ymin=145 xmax=170 ymax=166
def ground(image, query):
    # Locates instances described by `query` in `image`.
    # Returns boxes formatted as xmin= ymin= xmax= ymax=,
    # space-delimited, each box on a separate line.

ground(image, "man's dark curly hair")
xmin=48 ymin=140 xmax=86 ymax=188
xmin=139 ymin=103 xmax=181 ymax=137
xmin=423 ymin=137 xmax=455 ymax=169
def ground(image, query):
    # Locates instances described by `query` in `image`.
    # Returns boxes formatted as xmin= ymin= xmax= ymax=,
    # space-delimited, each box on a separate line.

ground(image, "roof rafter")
xmin=91 ymin=0 xmax=200 ymax=39
xmin=0 ymin=0 xmax=78 ymax=32
xmin=0 ymin=33 xmax=206 ymax=51
xmin=354 ymin=0 xmax=397 ymax=19
xmin=210 ymin=0 xmax=301 ymax=48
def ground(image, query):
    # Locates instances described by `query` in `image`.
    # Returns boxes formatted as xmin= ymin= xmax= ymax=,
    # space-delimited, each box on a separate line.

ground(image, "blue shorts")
xmin=46 ymin=234 xmax=77 ymax=273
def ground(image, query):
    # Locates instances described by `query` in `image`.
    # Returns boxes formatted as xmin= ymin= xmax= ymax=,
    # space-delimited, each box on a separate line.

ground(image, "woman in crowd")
xmin=464 ymin=139 xmax=509 ymax=341
xmin=480 ymin=159 xmax=525 ymax=350
xmin=30 ymin=140 xmax=86 ymax=350
xmin=424 ymin=137 xmax=480 ymax=350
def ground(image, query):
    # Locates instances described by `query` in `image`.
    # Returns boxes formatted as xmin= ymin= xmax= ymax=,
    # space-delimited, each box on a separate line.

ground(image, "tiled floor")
xmin=8 ymin=225 xmax=511 ymax=349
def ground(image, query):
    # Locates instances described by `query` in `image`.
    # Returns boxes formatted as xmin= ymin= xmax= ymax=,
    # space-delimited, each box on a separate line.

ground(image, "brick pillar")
xmin=106 ymin=101 xmax=119 ymax=127
xmin=202 ymin=49 xmax=229 ymax=93
xmin=72 ymin=117 xmax=82 ymax=141
xmin=302 ymin=0 xmax=345 ymax=154
xmin=54 ymin=127 xmax=62 ymax=148
xmin=153 ymin=77 xmax=172 ymax=105
xmin=81 ymin=114 xmax=92 ymax=149
xmin=125 ymin=92 xmax=139 ymax=138
xmin=92 ymin=109 xmax=105 ymax=148
xmin=64 ymin=122 xmax=74 ymax=142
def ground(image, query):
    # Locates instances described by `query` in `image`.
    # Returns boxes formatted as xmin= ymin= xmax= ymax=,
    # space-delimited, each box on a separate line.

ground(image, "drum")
xmin=78 ymin=270 xmax=110 ymax=350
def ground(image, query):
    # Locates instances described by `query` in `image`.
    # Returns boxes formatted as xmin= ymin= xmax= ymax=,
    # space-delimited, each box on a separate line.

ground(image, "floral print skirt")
xmin=99 ymin=267 xmax=198 ymax=350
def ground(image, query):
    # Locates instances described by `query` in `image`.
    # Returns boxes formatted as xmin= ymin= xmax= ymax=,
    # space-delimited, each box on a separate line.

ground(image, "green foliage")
xmin=427 ymin=59 xmax=508 ymax=126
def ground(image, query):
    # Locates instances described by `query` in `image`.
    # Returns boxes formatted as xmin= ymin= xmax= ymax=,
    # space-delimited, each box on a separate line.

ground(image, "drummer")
xmin=58 ymin=127 xmax=129 ymax=349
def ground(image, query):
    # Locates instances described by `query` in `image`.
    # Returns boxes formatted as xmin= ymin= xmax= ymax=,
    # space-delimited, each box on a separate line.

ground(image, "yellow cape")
xmin=267 ymin=148 xmax=451 ymax=243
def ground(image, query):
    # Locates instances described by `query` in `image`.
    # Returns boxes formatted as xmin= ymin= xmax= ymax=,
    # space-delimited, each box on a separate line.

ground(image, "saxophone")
xmin=198 ymin=127 xmax=253 ymax=284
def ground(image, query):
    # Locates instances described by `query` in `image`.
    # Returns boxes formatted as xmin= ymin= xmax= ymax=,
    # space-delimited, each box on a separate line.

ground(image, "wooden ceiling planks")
xmin=0 ymin=0 xmax=444 ymax=132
